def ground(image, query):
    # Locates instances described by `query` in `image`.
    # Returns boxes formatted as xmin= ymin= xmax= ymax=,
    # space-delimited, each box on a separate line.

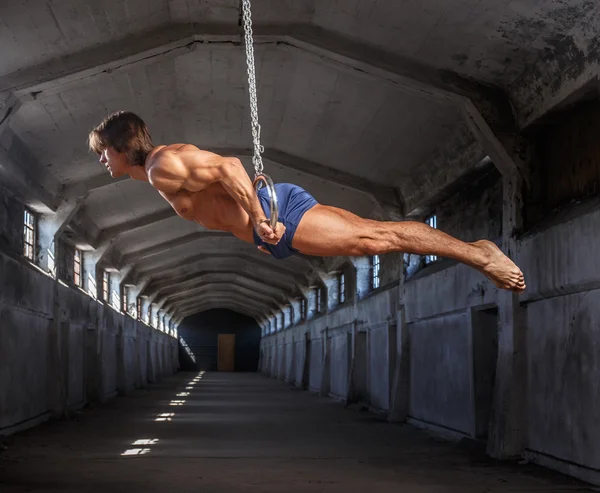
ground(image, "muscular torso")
xmin=147 ymin=145 xmax=256 ymax=243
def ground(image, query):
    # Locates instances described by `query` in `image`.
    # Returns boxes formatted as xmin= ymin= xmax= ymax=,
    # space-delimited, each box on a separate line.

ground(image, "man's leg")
xmin=291 ymin=204 xmax=526 ymax=292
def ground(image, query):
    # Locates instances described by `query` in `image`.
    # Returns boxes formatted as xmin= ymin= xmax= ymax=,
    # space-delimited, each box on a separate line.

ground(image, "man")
xmin=88 ymin=111 xmax=526 ymax=293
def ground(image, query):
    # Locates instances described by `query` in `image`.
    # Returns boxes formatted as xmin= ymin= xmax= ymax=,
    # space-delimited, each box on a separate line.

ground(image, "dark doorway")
xmin=178 ymin=309 xmax=261 ymax=371
xmin=353 ymin=331 xmax=368 ymax=403
xmin=302 ymin=333 xmax=311 ymax=390
xmin=472 ymin=307 xmax=499 ymax=440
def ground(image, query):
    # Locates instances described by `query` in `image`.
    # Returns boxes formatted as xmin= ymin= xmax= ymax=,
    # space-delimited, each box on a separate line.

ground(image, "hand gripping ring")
xmin=253 ymin=173 xmax=278 ymax=229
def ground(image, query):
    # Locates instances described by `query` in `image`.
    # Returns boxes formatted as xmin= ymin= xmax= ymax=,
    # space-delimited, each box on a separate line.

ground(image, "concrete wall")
xmin=261 ymin=284 xmax=399 ymax=412
xmin=259 ymin=117 xmax=600 ymax=486
xmin=519 ymin=204 xmax=600 ymax=481
xmin=261 ymin=194 xmax=600 ymax=485
xmin=0 ymin=245 xmax=178 ymax=436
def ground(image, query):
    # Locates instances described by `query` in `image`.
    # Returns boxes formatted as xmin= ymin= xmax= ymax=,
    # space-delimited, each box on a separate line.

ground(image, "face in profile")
xmin=99 ymin=147 xmax=129 ymax=178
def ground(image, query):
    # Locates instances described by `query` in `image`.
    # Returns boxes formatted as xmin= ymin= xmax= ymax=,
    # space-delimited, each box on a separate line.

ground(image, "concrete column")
xmin=38 ymin=197 xmax=84 ymax=275
xmin=325 ymin=275 xmax=338 ymax=312
xmin=116 ymin=322 xmax=127 ymax=395
xmin=141 ymin=297 xmax=151 ymax=324
xmin=345 ymin=320 xmax=359 ymax=404
xmin=319 ymin=328 xmax=331 ymax=397
xmin=389 ymin=263 xmax=408 ymax=422
xmin=487 ymin=171 xmax=528 ymax=459
xmin=388 ymin=308 xmax=410 ymax=422
xmin=109 ymin=270 xmax=122 ymax=311
xmin=463 ymin=101 xmax=529 ymax=459
xmin=85 ymin=304 xmax=103 ymax=404
xmin=82 ymin=240 xmax=115 ymax=299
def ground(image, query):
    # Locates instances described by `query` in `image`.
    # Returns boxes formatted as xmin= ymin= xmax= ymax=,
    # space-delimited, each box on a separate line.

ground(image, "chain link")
xmin=241 ymin=0 xmax=264 ymax=178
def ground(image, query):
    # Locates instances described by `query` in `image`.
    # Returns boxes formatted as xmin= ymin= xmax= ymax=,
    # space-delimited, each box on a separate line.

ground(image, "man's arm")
xmin=147 ymin=147 xmax=275 ymax=232
xmin=217 ymin=158 xmax=270 ymax=228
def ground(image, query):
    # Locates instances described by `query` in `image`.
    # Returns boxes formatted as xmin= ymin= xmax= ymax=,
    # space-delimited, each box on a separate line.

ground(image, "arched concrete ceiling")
xmin=1 ymin=0 xmax=597 ymax=320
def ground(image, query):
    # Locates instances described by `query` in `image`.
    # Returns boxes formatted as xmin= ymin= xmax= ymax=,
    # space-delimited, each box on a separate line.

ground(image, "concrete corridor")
xmin=0 ymin=372 xmax=593 ymax=493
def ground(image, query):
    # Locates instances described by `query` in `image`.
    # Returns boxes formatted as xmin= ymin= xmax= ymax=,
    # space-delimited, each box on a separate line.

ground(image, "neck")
xmin=128 ymin=164 xmax=149 ymax=181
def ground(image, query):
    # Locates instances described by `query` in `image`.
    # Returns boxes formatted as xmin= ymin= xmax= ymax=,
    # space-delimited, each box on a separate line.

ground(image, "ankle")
xmin=470 ymin=241 xmax=492 ymax=269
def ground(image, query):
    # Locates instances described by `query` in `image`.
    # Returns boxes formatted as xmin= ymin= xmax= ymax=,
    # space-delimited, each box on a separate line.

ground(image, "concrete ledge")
xmin=407 ymin=417 xmax=470 ymax=442
xmin=0 ymin=412 xmax=51 ymax=436
xmin=100 ymin=390 xmax=119 ymax=403
xmin=328 ymin=392 xmax=347 ymax=403
xmin=524 ymin=449 xmax=600 ymax=487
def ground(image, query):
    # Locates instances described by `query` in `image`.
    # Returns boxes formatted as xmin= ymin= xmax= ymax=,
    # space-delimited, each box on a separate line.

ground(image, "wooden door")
xmin=218 ymin=334 xmax=235 ymax=372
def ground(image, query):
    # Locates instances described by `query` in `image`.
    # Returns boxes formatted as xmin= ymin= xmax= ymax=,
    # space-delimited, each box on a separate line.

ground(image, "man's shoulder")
xmin=153 ymin=144 xmax=218 ymax=164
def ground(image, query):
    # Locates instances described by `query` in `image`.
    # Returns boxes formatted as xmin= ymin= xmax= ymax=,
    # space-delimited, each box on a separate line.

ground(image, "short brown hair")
xmin=88 ymin=111 xmax=154 ymax=166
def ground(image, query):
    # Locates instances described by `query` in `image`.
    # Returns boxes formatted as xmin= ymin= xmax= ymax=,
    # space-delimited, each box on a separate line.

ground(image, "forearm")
xmin=219 ymin=158 xmax=267 ymax=226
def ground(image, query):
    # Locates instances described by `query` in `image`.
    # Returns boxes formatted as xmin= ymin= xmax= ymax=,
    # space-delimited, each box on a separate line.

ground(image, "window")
xmin=102 ymin=271 xmax=109 ymax=301
xmin=23 ymin=209 xmax=35 ymax=261
xmin=339 ymin=273 xmax=346 ymax=304
xmin=289 ymin=304 xmax=294 ymax=325
xmin=122 ymin=286 xmax=129 ymax=313
xmin=137 ymin=297 xmax=142 ymax=320
xmin=73 ymin=249 xmax=82 ymax=286
xmin=281 ymin=311 xmax=285 ymax=329
xmin=315 ymin=287 xmax=322 ymax=313
xmin=425 ymin=215 xmax=438 ymax=264
xmin=371 ymin=255 xmax=380 ymax=289
xmin=300 ymin=298 xmax=306 ymax=319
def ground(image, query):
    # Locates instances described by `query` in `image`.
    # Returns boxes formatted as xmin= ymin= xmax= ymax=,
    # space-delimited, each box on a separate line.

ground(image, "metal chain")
xmin=241 ymin=0 xmax=264 ymax=177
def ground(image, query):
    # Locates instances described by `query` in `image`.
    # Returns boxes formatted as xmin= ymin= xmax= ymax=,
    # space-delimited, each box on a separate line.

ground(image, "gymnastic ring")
xmin=253 ymin=173 xmax=279 ymax=229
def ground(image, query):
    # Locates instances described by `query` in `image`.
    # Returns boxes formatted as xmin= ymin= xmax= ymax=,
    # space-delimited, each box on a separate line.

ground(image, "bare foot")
xmin=471 ymin=240 xmax=526 ymax=293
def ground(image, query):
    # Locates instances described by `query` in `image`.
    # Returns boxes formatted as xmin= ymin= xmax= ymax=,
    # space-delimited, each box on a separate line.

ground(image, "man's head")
xmin=88 ymin=111 xmax=154 ymax=177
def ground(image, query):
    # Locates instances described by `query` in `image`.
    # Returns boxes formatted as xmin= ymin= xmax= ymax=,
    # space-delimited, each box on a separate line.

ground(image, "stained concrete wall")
xmin=436 ymin=167 xmax=502 ymax=243
xmin=408 ymin=312 xmax=473 ymax=434
xmin=0 ymin=244 xmax=178 ymax=436
xmin=261 ymin=283 xmax=398 ymax=410
xmin=0 ymin=186 xmax=23 ymax=254
xmin=261 ymin=194 xmax=600 ymax=485
xmin=260 ymin=132 xmax=600 ymax=486
xmin=518 ymin=203 xmax=600 ymax=480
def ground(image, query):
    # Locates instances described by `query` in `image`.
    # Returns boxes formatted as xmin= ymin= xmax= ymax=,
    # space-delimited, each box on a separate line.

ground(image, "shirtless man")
xmin=88 ymin=111 xmax=526 ymax=293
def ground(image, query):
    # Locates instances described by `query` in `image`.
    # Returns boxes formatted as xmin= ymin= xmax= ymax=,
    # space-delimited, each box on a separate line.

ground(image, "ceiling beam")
xmin=172 ymin=293 xmax=275 ymax=317
xmin=117 ymin=231 xmax=231 ymax=267
xmin=400 ymin=130 xmax=488 ymax=216
xmin=168 ymin=293 xmax=279 ymax=317
xmin=176 ymin=300 xmax=261 ymax=320
xmin=0 ymin=127 xmax=61 ymax=212
xmin=174 ymin=292 xmax=271 ymax=313
xmin=133 ymin=252 xmax=310 ymax=286
xmin=157 ymin=274 xmax=289 ymax=306
xmin=164 ymin=283 xmax=282 ymax=308
xmin=61 ymin=173 xmax=129 ymax=200
xmin=0 ymin=23 xmax=512 ymax=132
xmin=262 ymin=149 xmax=403 ymax=215
xmin=147 ymin=268 xmax=298 ymax=299
xmin=95 ymin=208 xmax=176 ymax=245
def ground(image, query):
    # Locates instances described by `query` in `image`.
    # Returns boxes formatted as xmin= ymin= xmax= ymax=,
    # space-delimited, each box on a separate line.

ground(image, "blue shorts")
xmin=252 ymin=183 xmax=318 ymax=259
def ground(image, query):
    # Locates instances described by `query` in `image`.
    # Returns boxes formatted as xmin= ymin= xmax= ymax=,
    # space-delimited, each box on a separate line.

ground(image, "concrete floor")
xmin=0 ymin=372 xmax=594 ymax=493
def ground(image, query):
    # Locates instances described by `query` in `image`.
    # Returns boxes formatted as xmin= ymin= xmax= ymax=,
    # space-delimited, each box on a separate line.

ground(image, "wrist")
xmin=255 ymin=217 xmax=270 ymax=227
